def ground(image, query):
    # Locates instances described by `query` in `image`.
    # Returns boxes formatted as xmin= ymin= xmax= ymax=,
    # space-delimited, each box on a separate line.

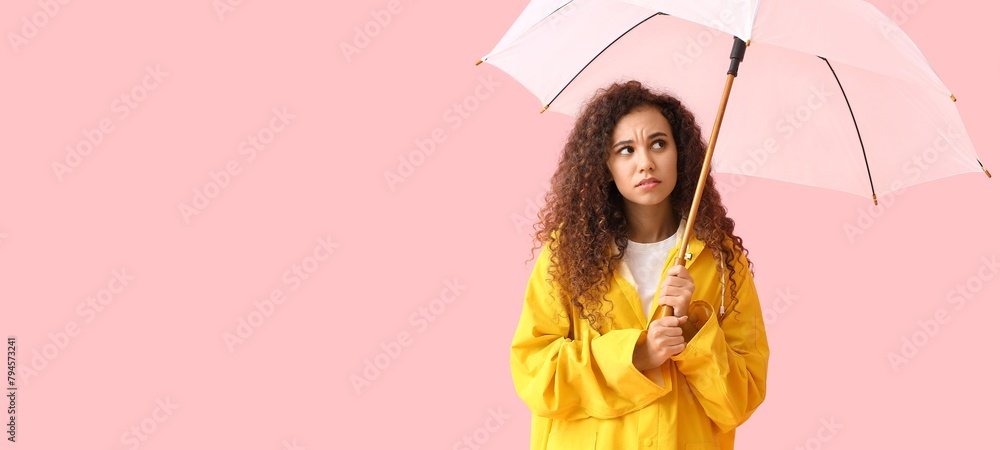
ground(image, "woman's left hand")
xmin=657 ymin=264 xmax=695 ymax=319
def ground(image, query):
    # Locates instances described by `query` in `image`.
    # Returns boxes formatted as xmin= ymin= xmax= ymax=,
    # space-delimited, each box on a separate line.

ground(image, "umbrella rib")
xmin=976 ymin=158 xmax=992 ymax=178
xmin=544 ymin=12 xmax=665 ymax=111
xmin=479 ymin=1 xmax=579 ymax=65
xmin=818 ymin=56 xmax=878 ymax=205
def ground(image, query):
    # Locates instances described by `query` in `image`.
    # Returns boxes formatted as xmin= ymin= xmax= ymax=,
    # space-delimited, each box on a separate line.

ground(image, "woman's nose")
xmin=636 ymin=147 xmax=654 ymax=172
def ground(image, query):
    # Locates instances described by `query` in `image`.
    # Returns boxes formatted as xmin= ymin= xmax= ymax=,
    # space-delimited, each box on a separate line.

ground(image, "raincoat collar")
xmin=610 ymin=220 xmax=709 ymax=327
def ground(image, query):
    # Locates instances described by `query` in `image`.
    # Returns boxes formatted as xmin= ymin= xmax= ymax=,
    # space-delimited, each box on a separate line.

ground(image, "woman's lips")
xmin=637 ymin=179 xmax=661 ymax=189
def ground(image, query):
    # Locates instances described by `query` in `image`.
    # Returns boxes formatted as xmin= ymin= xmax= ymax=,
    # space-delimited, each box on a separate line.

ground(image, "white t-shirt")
xmin=623 ymin=222 xmax=683 ymax=322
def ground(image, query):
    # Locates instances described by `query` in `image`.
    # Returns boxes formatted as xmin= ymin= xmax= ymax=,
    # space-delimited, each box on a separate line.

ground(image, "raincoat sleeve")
xmin=510 ymin=243 xmax=669 ymax=421
xmin=670 ymin=250 xmax=769 ymax=433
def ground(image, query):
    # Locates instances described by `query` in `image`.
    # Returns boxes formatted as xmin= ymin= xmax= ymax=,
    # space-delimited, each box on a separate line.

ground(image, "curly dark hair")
xmin=528 ymin=80 xmax=753 ymax=331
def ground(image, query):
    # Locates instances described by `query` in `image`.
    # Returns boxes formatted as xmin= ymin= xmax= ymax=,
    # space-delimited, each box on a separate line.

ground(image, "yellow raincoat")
xmin=511 ymin=233 xmax=769 ymax=449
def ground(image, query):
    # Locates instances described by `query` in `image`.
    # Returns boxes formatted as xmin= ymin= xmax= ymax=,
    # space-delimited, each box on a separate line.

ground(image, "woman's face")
xmin=606 ymin=105 xmax=678 ymax=208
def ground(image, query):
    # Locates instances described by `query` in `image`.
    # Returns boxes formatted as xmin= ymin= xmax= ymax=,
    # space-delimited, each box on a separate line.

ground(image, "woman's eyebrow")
xmin=612 ymin=139 xmax=634 ymax=148
xmin=612 ymin=131 xmax=669 ymax=148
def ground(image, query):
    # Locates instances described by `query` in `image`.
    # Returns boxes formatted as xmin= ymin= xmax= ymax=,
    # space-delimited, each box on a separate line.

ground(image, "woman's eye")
xmin=652 ymin=140 xmax=666 ymax=149
xmin=617 ymin=146 xmax=634 ymax=155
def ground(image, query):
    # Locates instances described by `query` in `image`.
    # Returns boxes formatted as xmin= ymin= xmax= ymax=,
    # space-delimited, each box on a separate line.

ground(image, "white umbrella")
xmin=478 ymin=0 xmax=991 ymax=319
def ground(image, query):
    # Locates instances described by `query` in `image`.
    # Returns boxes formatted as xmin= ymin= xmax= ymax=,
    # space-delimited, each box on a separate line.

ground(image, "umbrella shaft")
xmin=653 ymin=72 xmax=738 ymax=323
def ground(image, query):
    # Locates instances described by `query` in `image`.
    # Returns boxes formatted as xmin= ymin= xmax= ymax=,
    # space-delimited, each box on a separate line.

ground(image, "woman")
xmin=511 ymin=80 xmax=769 ymax=449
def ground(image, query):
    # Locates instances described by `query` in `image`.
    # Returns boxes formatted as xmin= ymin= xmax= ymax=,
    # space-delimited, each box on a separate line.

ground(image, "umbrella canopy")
xmin=479 ymin=0 xmax=990 ymax=201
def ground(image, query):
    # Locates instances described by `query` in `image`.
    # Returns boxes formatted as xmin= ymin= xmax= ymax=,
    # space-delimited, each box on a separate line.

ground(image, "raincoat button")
xmin=644 ymin=437 xmax=653 ymax=446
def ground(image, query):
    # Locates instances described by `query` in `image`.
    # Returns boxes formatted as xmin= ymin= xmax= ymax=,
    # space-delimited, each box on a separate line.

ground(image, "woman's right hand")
xmin=632 ymin=315 xmax=688 ymax=372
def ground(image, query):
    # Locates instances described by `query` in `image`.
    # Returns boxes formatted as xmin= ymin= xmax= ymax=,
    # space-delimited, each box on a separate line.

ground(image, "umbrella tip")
xmin=540 ymin=104 xmax=549 ymax=114
xmin=475 ymin=59 xmax=483 ymax=66
xmin=986 ymin=168 xmax=992 ymax=178
xmin=872 ymin=194 xmax=878 ymax=206
xmin=950 ymin=94 xmax=957 ymax=102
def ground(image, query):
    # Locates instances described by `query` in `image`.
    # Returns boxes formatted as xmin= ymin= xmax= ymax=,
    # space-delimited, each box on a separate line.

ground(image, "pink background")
xmin=1 ymin=0 xmax=997 ymax=448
